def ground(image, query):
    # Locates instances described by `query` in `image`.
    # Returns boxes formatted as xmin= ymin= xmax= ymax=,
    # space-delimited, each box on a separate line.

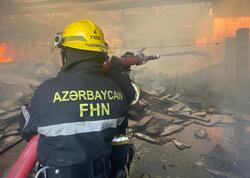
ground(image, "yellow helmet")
xmin=59 ymin=19 xmax=109 ymax=53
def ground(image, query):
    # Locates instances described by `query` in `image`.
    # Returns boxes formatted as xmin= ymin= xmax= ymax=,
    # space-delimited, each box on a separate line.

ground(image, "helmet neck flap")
xmin=60 ymin=47 xmax=108 ymax=72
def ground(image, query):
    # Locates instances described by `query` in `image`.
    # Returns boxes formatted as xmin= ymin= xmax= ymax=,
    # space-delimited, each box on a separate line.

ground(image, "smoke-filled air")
xmin=0 ymin=0 xmax=250 ymax=178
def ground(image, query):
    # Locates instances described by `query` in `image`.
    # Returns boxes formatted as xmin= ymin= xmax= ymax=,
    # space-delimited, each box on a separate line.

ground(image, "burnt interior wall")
xmin=235 ymin=28 xmax=249 ymax=81
xmin=224 ymin=37 xmax=235 ymax=81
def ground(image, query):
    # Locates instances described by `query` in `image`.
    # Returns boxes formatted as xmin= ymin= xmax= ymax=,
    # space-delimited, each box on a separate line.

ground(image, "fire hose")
xmin=102 ymin=53 xmax=160 ymax=72
xmin=7 ymin=52 xmax=160 ymax=178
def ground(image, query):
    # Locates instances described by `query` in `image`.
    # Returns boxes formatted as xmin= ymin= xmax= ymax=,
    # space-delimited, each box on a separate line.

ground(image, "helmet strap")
xmin=60 ymin=48 xmax=67 ymax=67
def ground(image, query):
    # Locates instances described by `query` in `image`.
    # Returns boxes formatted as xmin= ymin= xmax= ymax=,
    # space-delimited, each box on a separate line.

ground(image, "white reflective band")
xmin=38 ymin=117 xmax=125 ymax=137
xmin=21 ymin=106 xmax=30 ymax=128
xmin=130 ymin=82 xmax=141 ymax=105
xmin=112 ymin=136 xmax=130 ymax=143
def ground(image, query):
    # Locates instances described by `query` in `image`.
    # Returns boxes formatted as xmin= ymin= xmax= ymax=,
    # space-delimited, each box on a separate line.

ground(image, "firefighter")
xmin=19 ymin=19 xmax=138 ymax=178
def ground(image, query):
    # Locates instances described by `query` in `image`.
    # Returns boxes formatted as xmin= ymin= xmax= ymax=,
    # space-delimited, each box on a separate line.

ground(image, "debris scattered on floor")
xmin=0 ymin=88 xmax=246 ymax=155
xmin=194 ymin=128 xmax=208 ymax=139
xmin=171 ymin=138 xmax=191 ymax=150
xmin=0 ymin=135 xmax=23 ymax=153
xmin=207 ymin=114 xmax=236 ymax=124
xmin=128 ymin=90 xmax=238 ymax=150
xmin=0 ymin=92 xmax=33 ymax=154
xmin=162 ymin=164 xmax=167 ymax=170
xmin=136 ymin=116 xmax=153 ymax=127
xmin=195 ymin=144 xmax=247 ymax=177
xmin=140 ymin=173 xmax=152 ymax=178
xmin=194 ymin=156 xmax=205 ymax=167
xmin=160 ymin=124 xmax=184 ymax=136
xmin=134 ymin=133 xmax=169 ymax=145
xmin=237 ymin=114 xmax=250 ymax=122
xmin=167 ymin=163 xmax=178 ymax=168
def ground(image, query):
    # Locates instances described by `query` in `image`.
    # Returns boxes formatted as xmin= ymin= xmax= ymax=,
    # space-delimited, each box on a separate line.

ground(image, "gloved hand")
xmin=121 ymin=51 xmax=134 ymax=72
xmin=105 ymin=54 xmax=136 ymax=105
xmin=121 ymin=51 xmax=134 ymax=58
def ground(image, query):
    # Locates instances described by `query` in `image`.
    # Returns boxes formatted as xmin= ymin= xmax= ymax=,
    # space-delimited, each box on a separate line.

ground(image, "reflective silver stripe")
xmin=130 ymin=82 xmax=141 ymax=105
xmin=112 ymin=136 xmax=129 ymax=143
xmin=21 ymin=106 xmax=30 ymax=128
xmin=38 ymin=117 xmax=125 ymax=137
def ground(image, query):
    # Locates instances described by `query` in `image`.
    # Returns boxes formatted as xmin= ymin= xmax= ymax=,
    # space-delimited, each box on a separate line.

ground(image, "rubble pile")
xmin=195 ymin=144 xmax=247 ymax=177
xmin=0 ymin=87 xmax=249 ymax=156
xmin=128 ymin=90 xmax=246 ymax=149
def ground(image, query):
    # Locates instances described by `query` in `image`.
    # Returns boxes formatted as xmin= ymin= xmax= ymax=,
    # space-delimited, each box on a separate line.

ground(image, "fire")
xmin=196 ymin=16 xmax=250 ymax=45
xmin=195 ymin=37 xmax=210 ymax=46
xmin=213 ymin=17 xmax=250 ymax=41
xmin=0 ymin=43 xmax=12 ymax=63
xmin=207 ymin=127 xmax=224 ymax=142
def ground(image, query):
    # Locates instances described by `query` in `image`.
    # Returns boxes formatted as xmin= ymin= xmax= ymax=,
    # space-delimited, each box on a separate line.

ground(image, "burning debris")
xmin=0 ymin=54 xmax=250 ymax=177
xmin=127 ymin=89 xmax=241 ymax=150
xmin=1 ymin=81 xmax=249 ymax=154
xmin=129 ymin=80 xmax=250 ymax=177
xmin=195 ymin=144 xmax=247 ymax=177
xmin=0 ymin=85 xmax=243 ymax=154
xmin=0 ymin=0 xmax=248 ymax=177
xmin=0 ymin=44 xmax=12 ymax=63
xmin=194 ymin=128 xmax=208 ymax=139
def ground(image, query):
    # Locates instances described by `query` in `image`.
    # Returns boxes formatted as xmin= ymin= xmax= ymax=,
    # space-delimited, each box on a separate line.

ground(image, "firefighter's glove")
xmin=122 ymin=51 xmax=134 ymax=58
xmin=121 ymin=51 xmax=134 ymax=71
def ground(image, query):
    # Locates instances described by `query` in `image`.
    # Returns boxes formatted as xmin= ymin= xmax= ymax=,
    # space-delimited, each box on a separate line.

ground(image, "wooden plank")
xmin=160 ymin=124 xmax=184 ymax=136
xmin=171 ymin=138 xmax=191 ymax=150
xmin=194 ymin=118 xmax=221 ymax=127
xmin=136 ymin=116 xmax=153 ymax=127
xmin=151 ymin=111 xmax=175 ymax=122
xmin=0 ymin=135 xmax=23 ymax=154
xmin=171 ymin=113 xmax=210 ymax=122
xmin=134 ymin=132 xmax=169 ymax=145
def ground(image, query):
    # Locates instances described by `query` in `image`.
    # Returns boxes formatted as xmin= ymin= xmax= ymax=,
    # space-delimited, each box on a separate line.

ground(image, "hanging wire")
xmin=110 ymin=41 xmax=223 ymax=50
xmin=0 ymin=41 xmax=223 ymax=49
xmin=0 ymin=41 xmax=51 ymax=47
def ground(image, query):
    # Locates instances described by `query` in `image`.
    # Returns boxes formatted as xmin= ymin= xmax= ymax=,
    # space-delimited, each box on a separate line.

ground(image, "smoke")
xmin=0 ymin=1 xmax=249 ymax=110
xmin=0 ymin=2 xmax=250 ymax=176
xmin=0 ymin=1 xmax=222 ymax=101
xmin=214 ymin=0 xmax=250 ymax=17
xmin=111 ymin=2 xmax=224 ymax=78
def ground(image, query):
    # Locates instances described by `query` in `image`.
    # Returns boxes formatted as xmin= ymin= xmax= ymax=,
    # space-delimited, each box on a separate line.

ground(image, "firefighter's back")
xmin=34 ymin=71 xmax=128 ymax=167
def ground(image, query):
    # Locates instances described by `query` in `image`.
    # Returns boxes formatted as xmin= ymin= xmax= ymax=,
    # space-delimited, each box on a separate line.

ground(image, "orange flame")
xmin=195 ymin=37 xmax=210 ymax=46
xmin=0 ymin=43 xmax=12 ymax=63
xmin=196 ymin=16 xmax=250 ymax=45
xmin=213 ymin=17 xmax=250 ymax=41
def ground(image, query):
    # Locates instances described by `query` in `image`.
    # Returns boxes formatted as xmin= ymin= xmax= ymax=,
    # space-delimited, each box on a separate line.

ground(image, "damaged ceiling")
xmin=0 ymin=0 xmax=213 ymax=43
xmin=0 ymin=0 xmax=249 ymax=46
xmin=0 ymin=0 xmax=213 ymax=14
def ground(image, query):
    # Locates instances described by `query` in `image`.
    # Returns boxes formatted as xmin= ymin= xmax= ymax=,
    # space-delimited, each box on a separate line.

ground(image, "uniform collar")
xmin=57 ymin=61 xmax=102 ymax=77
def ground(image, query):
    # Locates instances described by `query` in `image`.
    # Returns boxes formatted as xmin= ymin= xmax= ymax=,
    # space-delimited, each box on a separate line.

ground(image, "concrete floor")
xmin=131 ymin=123 xmax=250 ymax=178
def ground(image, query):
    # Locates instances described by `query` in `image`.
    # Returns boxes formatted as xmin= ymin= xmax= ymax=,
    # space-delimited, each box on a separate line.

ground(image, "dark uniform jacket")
xmin=20 ymin=62 xmax=135 ymax=167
